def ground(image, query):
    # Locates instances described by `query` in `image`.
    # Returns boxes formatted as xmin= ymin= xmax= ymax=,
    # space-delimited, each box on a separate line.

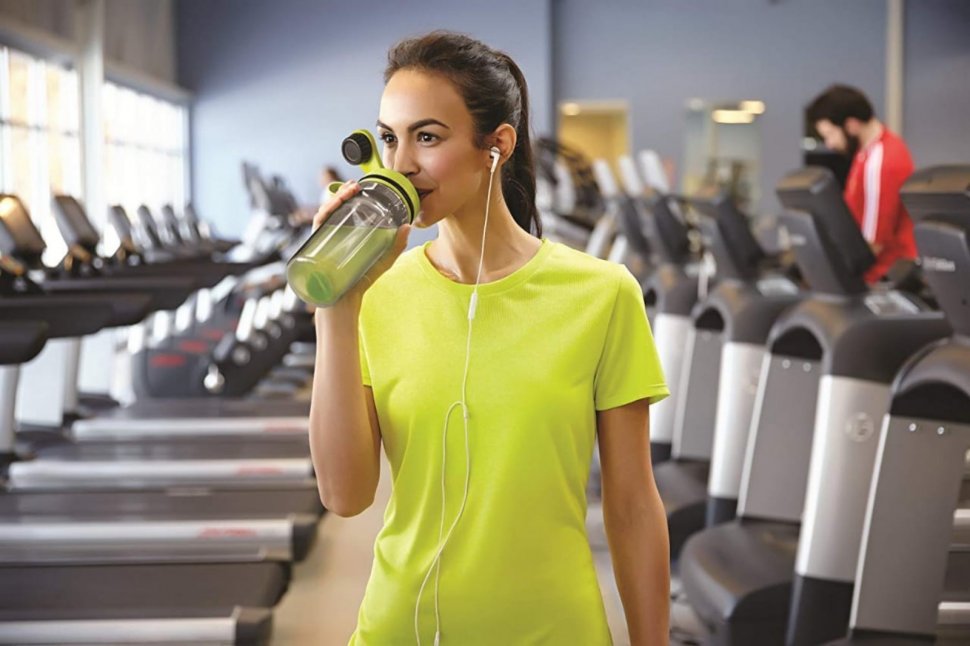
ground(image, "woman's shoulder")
xmin=544 ymin=241 xmax=638 ymax=289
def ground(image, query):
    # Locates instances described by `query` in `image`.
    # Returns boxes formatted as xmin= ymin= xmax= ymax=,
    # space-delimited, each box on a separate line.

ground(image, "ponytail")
xmin=496 ymin=54 xmax=541 ymax=237
xmin=386 ymin=32 xmax=541 ymax=237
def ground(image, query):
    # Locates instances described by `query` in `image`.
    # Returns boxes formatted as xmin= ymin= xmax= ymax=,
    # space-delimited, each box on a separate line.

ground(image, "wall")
xmin=178 ymin=0 xmax=970 ymax=230
xmin=0 ymin=0 xmax=177 ymax=81
xmin=552 ymin=0 xmax=888 ymax=214
xmin=177 ymin=0 xmax=553 ymax=237
xmin=0 ymin=0 xmax=76 ymax=40
xmin=903 ymin=0 xmax=970 ymax=166
xmin=104 ymin=0 xmax=177 ymax=82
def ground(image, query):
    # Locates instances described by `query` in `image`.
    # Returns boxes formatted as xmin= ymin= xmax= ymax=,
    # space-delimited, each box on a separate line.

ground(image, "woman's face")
xmin=378 ymin=69 xmax=487 ymax=228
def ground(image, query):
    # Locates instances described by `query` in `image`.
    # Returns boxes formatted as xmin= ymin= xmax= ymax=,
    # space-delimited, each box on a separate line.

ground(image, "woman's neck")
xmin=427 ymin=185 xmax=540 ymax=284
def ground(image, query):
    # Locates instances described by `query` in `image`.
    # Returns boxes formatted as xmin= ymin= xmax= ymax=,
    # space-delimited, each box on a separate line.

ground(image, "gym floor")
xmin=270 ymin=458 xmax=632 ymax=645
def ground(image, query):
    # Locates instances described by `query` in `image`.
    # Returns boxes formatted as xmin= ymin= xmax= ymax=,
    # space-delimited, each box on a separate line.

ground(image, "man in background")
xmin=807 ymin=84 xmax=917 ymax=282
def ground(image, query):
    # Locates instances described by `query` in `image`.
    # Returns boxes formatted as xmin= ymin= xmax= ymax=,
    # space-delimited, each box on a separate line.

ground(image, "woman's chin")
xmin=412 ymin=209 xmax=442 ymax=229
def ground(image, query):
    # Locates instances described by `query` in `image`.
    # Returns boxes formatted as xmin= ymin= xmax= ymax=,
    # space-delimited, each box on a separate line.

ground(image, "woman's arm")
xmin=597 ymin=397 xmax=670 ymax=646
xmin=309 ymin=298 xmax=382 ymax=517
xmin=307 ymin=181 xmax=409 ymax=517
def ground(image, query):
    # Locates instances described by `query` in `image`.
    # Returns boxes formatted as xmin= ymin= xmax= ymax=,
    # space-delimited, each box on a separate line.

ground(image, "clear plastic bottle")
xmin=286 ymin=131 xmax=419 ymax=307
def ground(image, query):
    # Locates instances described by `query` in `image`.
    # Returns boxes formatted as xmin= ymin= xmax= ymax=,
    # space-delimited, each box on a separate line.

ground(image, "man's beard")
xmin=843 ymin=128 xmax=861 ymax=159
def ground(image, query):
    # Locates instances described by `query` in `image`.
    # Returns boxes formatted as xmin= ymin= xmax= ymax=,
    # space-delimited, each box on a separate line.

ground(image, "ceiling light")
xmin=712 ymin=109 xmax=755 ymax=124
xmin=561 ymin=103 xmax=581 ymax=116
xmin=741 ymin=100 xmax=766 ymax=114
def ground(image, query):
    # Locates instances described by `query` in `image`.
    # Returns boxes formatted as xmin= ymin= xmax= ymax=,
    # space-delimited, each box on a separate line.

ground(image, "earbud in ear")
xmin=489 ymin=147 xmax=501 ymax=173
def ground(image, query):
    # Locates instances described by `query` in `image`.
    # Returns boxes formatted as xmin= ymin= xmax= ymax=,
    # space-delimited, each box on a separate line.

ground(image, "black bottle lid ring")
xmin=342 ymin=133 xmax=373 ymax=165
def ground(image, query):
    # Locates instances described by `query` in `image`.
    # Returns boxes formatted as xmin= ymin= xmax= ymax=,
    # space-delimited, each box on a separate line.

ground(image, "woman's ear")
xmin=487 ymin=123 xmax=518 ymax=166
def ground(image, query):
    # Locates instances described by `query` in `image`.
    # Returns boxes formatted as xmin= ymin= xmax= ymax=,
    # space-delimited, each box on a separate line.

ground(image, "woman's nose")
xmin=388 ymin=144 xmax=419 ymax=177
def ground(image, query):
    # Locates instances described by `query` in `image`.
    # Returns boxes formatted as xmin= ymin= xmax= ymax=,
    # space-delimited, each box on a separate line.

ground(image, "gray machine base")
xmin=652 ymin=440 xmax=672 ymax=464
xmin=654 ymin=459 xmax=709 ymax=559
xmin=680 ymin=520 xmax=799 ymax=645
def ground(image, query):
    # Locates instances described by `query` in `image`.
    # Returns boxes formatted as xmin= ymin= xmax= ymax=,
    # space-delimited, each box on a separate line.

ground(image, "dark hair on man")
xmin=806 ymin=84 xmax=876 ymax=127
xmin=385 ymin=31 xmax=541 ymax=236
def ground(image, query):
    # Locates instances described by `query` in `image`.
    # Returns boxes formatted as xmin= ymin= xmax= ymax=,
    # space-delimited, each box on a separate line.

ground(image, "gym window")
xmin=0 ymin=44 xmax=81 ymax=264
xmin=102 ymin=81 xmax=188 ymax=230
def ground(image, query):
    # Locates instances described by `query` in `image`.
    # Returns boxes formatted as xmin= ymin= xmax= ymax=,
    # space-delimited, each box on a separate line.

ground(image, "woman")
xmin=310 ymin=31 xmax=670 ymax=645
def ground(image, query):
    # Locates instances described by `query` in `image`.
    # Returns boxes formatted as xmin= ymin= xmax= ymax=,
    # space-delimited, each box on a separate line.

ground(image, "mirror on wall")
xmin=556 ymin=100 xmax=631 ymax=179
xmin=681 ymin=99 xmax=764 ymax=213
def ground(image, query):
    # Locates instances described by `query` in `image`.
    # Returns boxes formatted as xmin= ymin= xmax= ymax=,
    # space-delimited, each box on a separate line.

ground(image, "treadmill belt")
xmin=33 ymin=436 xmax=311 ymax=461
xmin=97 ymin=398 xmax=310 ymax=419
xmin=0 ymin=562 xmax=288 ymax=611
xmin=0 ymin=488 xmax=323 ymax=518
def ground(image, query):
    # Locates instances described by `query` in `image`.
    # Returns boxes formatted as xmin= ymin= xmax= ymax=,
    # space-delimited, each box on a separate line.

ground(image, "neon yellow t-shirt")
xmin=350 ymin=238 xmax=668 ymax=645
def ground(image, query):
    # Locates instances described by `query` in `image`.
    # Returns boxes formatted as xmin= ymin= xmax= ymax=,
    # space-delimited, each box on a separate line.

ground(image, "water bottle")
xmin=286 ymin=130 xmax=420 ymax=307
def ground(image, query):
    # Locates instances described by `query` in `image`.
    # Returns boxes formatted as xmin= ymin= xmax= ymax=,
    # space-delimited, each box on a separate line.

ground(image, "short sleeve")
xmin=358 ymin=323 xmax=372 ymax=387
xmin=593 ymin=268 xmax=669 ymax=410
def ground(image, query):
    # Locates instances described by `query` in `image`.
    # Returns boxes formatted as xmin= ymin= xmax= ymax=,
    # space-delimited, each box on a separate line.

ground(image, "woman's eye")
xmin=379 ymin=132 xmax=397 ymax=145
xmin=417 ymin=132 xmax=439 ymax=144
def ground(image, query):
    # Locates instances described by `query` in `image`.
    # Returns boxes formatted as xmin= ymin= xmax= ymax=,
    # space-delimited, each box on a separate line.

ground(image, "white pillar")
xmin=0 ymin=366 xmax=21 ymax=453
xmin=76 ymin=0 xmax=105 ymax=227
xmin=16 ymin=339 xmax=72 ymax=426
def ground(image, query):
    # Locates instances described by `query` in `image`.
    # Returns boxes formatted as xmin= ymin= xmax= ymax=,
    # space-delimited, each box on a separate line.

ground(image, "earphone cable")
xmin=415 ymin=155 xmax=497 ymax=646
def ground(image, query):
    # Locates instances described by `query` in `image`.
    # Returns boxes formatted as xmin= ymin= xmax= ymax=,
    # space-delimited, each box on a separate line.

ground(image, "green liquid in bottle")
xmin=287 ymin=224 xmax=398 ymax=307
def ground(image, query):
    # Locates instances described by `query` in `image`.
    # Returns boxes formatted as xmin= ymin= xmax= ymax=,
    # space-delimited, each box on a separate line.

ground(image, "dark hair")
xmin=806 ymin=84 xmax=876 ymax=128
xmin=385 ymin=31 xmax=541 ymax=237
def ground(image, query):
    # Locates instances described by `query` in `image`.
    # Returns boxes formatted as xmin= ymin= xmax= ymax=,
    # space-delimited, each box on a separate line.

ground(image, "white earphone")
xmin=489 ymin=146 xmax=501 ymax=173
xmin=415 ymin=144 xmax=501 ymax=646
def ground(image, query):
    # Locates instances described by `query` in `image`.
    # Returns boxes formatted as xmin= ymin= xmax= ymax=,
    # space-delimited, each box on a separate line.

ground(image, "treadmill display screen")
xmin=54 ymin=196 xmax=101 ymax=248
xmin=0 ymin=195 xmax=46 ymax=258
xmin=776 ymin=166 xmax=875 ymax=279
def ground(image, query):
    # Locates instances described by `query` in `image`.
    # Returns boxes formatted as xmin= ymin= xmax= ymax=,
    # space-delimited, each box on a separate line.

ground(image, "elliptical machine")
xmin=827 ymin=165 xmax=970 ymax=646
xmin=679 ymin=166 xmax=950 ymax=645
xmin=637 ymin=190 xmax=701 ymax=464
xmin=654 ymin=185 xmax=802 ymax=558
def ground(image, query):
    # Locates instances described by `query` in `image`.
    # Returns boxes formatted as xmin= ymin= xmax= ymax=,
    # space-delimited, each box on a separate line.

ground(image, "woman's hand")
xmin=312 ymin=181 xmax=412 ymax=304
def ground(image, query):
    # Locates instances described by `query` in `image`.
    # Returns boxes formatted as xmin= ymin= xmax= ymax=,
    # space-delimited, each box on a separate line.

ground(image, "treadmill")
xmin=1 ymin=195 xmax=311 ymax=441
xmin=0 ymin=281 xmax=314 ymax=492
xmin=0 ymin=205 xmax=323 ymax=556
xmin=1 ymin=295 xmax=315 ymax=490
xmin=181 ymin=202 xmax=242 ymax=254
xmin=0 ymin=323 xmax=287 ymax=645
xmin=57 ymin=194 xmax=309 ymax=402
xmin=678 ymin=166 xmax=951 ymax=645
xmin=653 ymin=186 xmax=801 ymax=559
xmin=0 ymin=199 xmax=318 ymax=491
xmin=827 ymin=165 xmax=970 ymax=646
xmin=589 ymin=159 xmax=652 ymax=270
xmin=0 ymin=280 xmax=320 ymax=538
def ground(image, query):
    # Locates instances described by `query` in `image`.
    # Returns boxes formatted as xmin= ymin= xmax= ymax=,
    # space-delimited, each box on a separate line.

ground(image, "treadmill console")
xmin=683 ymin=261 xmax=704 ymax=278
xmin=756 ymin=275 xmax=800 ymax=297
xmin=863 ymin=290 xmax=922 ymax=316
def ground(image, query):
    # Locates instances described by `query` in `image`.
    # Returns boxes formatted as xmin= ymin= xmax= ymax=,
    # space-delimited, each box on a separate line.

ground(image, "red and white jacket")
xmin=843 ymin=127 xmax=918 ymax=283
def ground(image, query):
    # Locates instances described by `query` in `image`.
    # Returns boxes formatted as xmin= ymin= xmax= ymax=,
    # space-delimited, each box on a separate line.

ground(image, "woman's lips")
xmin=416 ymin=189 xmax=433 ymax=201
